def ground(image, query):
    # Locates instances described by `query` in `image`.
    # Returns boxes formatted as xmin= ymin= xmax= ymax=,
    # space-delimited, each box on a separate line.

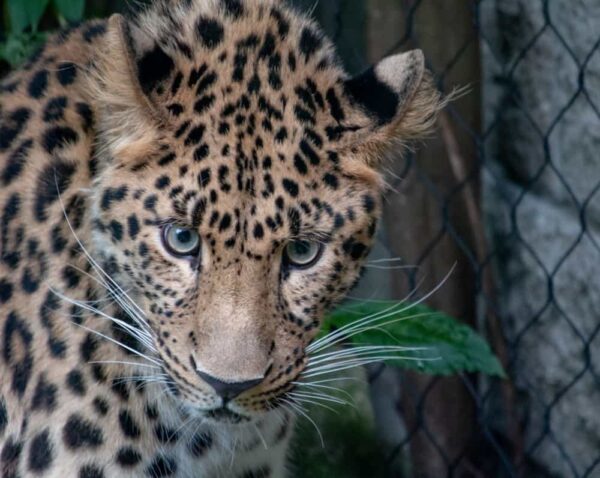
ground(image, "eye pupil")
xmin=175 ymin=229 xmax=192 ymax=244
xmin=293 ymin=241 xmax=310 ymax=255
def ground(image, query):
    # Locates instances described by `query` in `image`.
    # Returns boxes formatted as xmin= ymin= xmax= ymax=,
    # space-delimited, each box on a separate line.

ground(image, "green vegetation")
xmin=291 ymin=300 xmax=504 ymax=477
xmin=1 ymin=0 xmax=84 ymax=66
xmin=291 ymin=396 xmax=388 ymax=478
xmin=322 ymin=301 xmax=505 ymax=377
xmin=0 ymin=0 xmax=123 ymax=68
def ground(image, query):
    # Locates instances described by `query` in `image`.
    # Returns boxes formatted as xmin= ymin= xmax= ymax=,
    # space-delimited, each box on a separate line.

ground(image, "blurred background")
xmin=1 ymin=1 xmax=599 ymax=477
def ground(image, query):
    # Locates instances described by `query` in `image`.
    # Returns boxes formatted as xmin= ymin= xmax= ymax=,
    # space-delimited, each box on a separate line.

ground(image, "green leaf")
xmin=0 ymin=33 xmax=47 ymax=67
xmin=322 ymin=302 xmax=506 ymax=377
xmin=6 ymin=0 xmax=29 ymax=33
xmin=7 ymin=0 xmax=50 ymax=33
xmin=53 ymin=0 xmax=85 ymax=22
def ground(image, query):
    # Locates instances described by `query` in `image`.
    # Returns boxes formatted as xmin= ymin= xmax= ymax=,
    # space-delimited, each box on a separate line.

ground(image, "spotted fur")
xmin=0 ymin=0 xmax=441 ymax=476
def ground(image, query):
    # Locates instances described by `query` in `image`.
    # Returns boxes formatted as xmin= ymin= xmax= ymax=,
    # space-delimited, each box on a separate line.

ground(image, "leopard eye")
xmin=162 ymin=225 xmax=201 ymax=257
xmin=284 ymin=240 xmax=323 ymax=269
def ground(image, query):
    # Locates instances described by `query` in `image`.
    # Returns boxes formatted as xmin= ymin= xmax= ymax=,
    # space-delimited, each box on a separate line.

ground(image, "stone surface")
xmin=482 ymin=1 xmax=600 ymax=474
xmin=482 ymin=0 xmax=600 ymax=218
xmin=486 ymin=184 xmax=600 ymax=476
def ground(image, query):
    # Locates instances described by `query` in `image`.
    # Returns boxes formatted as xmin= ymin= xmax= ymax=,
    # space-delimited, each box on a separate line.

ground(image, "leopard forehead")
xmin=92 ymin=0 xmax=436 ymax=210
xmin=97 ymin=0 xmax=354 ymax=161
xmin=92 ymin=0 xmax=384 ymax=225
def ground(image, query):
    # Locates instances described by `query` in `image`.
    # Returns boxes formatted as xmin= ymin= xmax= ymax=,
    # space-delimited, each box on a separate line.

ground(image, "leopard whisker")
xmin=103 ymin=286 xmax=152 ymax=335
xmin=279 ymin=397 xmax=324 ymax=448
xmin=187 ymin=416 xmax=210 ymax=454
xmin=307 ymin=289 xmax=422 ymax=354
xmin=309 ymin=269 xmax=450 ymax=353
xmin=252 ymin=423 xmax=269 ymax=451
xmin=63 ymin=301 xmax=155 ymax=356
xmin=51 ymin=287 xmax=155 ymax=352
xmin=365 ymin=264 xmax=420 ymax=270
xmin=168 ymin=413 xmax=199 ymax=445
xmin=307 ymin=344 xmax=429 ymax=366
xmin=301 ymin=356 xmax=439 ymax=377
xmin=56 ymin=185 xmax=153 ymax=341
xmin=64 ymin=263 xmax=134 ymax=306
xmin=291 ymin=381 xmax=355 ymax=402
xmin=56 ymin=205 xmax=155 ymax=356
xmin=295 ymin=377 xmax=364 ymax=386
xmin=288 ymin=391 xmax=350 ymax=407
xmin=112 ymin=375 xmax=171 ymax=388
xmin=287 ymin=393 xmax=341 ymax=414
xmin=305 ymin=355 xmax=437 ymax=373
xmin=56 ymin=185 xmax=147 ymax=320
xmin=90 ymin=360 xmax=162 ymax=369
xmin=309 ymin=266 xmax=455 ymax=354
xmin=77 ymin=269 xmax=153 ymax=339
xmin=101 ymin=282 xmax=153 ymax=336
xmin=304 ymin=344 xmax=432 ymax=376
xmin=367 ymin=257 xmax=409 ymax=264
xmin=309 ymin=310 xmax=433 ymax=356
xmin=73 ymin=322 xmax=162 ymax=367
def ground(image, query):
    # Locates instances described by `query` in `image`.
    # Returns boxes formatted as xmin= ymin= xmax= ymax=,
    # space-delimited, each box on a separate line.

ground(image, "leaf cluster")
xmin=1 ymin=0 xmax=85 ymax=66
xmin=323 ymin=301 xmax=506 ymax=377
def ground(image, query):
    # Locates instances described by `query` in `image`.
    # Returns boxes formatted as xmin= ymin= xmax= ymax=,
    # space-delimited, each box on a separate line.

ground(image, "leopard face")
xmin=88 ymin=0 xmax=440 ymax=422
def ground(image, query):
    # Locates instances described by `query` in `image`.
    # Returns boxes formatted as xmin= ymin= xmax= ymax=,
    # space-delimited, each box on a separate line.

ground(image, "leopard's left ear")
xmin=337 ymin=50 xmax=442 ymax=167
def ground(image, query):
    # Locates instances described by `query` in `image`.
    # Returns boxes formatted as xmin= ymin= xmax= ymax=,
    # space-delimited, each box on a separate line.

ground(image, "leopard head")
xmin=88 ymin=0 xmax=441 ymax=422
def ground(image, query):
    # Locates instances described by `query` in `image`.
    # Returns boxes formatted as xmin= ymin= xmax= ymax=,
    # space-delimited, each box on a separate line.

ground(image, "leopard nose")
xmin=196 ymin=371 xmax=263 ymax=401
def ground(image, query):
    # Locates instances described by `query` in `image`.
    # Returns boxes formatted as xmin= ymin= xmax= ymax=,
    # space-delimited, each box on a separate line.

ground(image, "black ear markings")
xmin=136 ymin=44 xmax=176 ymax=96
xmin=326 ymin=88 xmax=345 ymax=122
xmin=270 ymin=7 xmax=290 ymax=38
xmin=342 ymin=50 xmax=426 ymax=126
xmin=344 ymin=67 xmax=398 ymax=125
xmin=299 ymin=27 xmax=323 ymax=62
xmin=115 ymin=16 xmax=176 ymax=98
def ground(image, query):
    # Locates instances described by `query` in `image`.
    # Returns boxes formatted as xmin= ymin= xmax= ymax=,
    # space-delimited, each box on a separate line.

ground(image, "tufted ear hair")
xmin=338 ymin=50 xmax=443 ymax=168
xmin=105 ymin=14 xmax=173 ymax=116
xmin=89 ymin=14 xmax=174 ymax=165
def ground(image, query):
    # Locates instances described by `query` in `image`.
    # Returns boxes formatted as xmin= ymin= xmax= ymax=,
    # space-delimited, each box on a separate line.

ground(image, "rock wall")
xmin=481 ymin=1 xmax=600 ymax=476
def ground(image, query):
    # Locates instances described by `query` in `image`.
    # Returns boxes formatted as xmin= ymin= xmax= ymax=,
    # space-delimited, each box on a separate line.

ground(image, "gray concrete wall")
xmin=482 ymin=1 xmax=600 ymax=476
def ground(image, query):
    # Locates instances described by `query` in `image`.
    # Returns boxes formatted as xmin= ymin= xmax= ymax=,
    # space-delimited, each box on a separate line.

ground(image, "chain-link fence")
xmin=296 ymin=0 xmax=600 ymax=477
xmin=0 ymin=0 xmax=597 ymax=476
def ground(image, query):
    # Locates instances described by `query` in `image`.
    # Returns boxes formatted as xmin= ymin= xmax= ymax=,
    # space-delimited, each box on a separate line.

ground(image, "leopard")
xmin=0 ymin=0 xmax=441 ymax=476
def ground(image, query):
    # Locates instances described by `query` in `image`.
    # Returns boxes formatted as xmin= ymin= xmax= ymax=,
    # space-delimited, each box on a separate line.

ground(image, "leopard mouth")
xmin=204 ymin=407 xmax=251 ymax=424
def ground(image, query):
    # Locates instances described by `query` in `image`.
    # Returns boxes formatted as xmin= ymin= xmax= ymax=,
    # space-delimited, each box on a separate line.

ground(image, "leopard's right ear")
xmin=89 ymin=14 xmax=174 ymax=164
xmin=94 ymin=14 xmax=175 ymax=118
